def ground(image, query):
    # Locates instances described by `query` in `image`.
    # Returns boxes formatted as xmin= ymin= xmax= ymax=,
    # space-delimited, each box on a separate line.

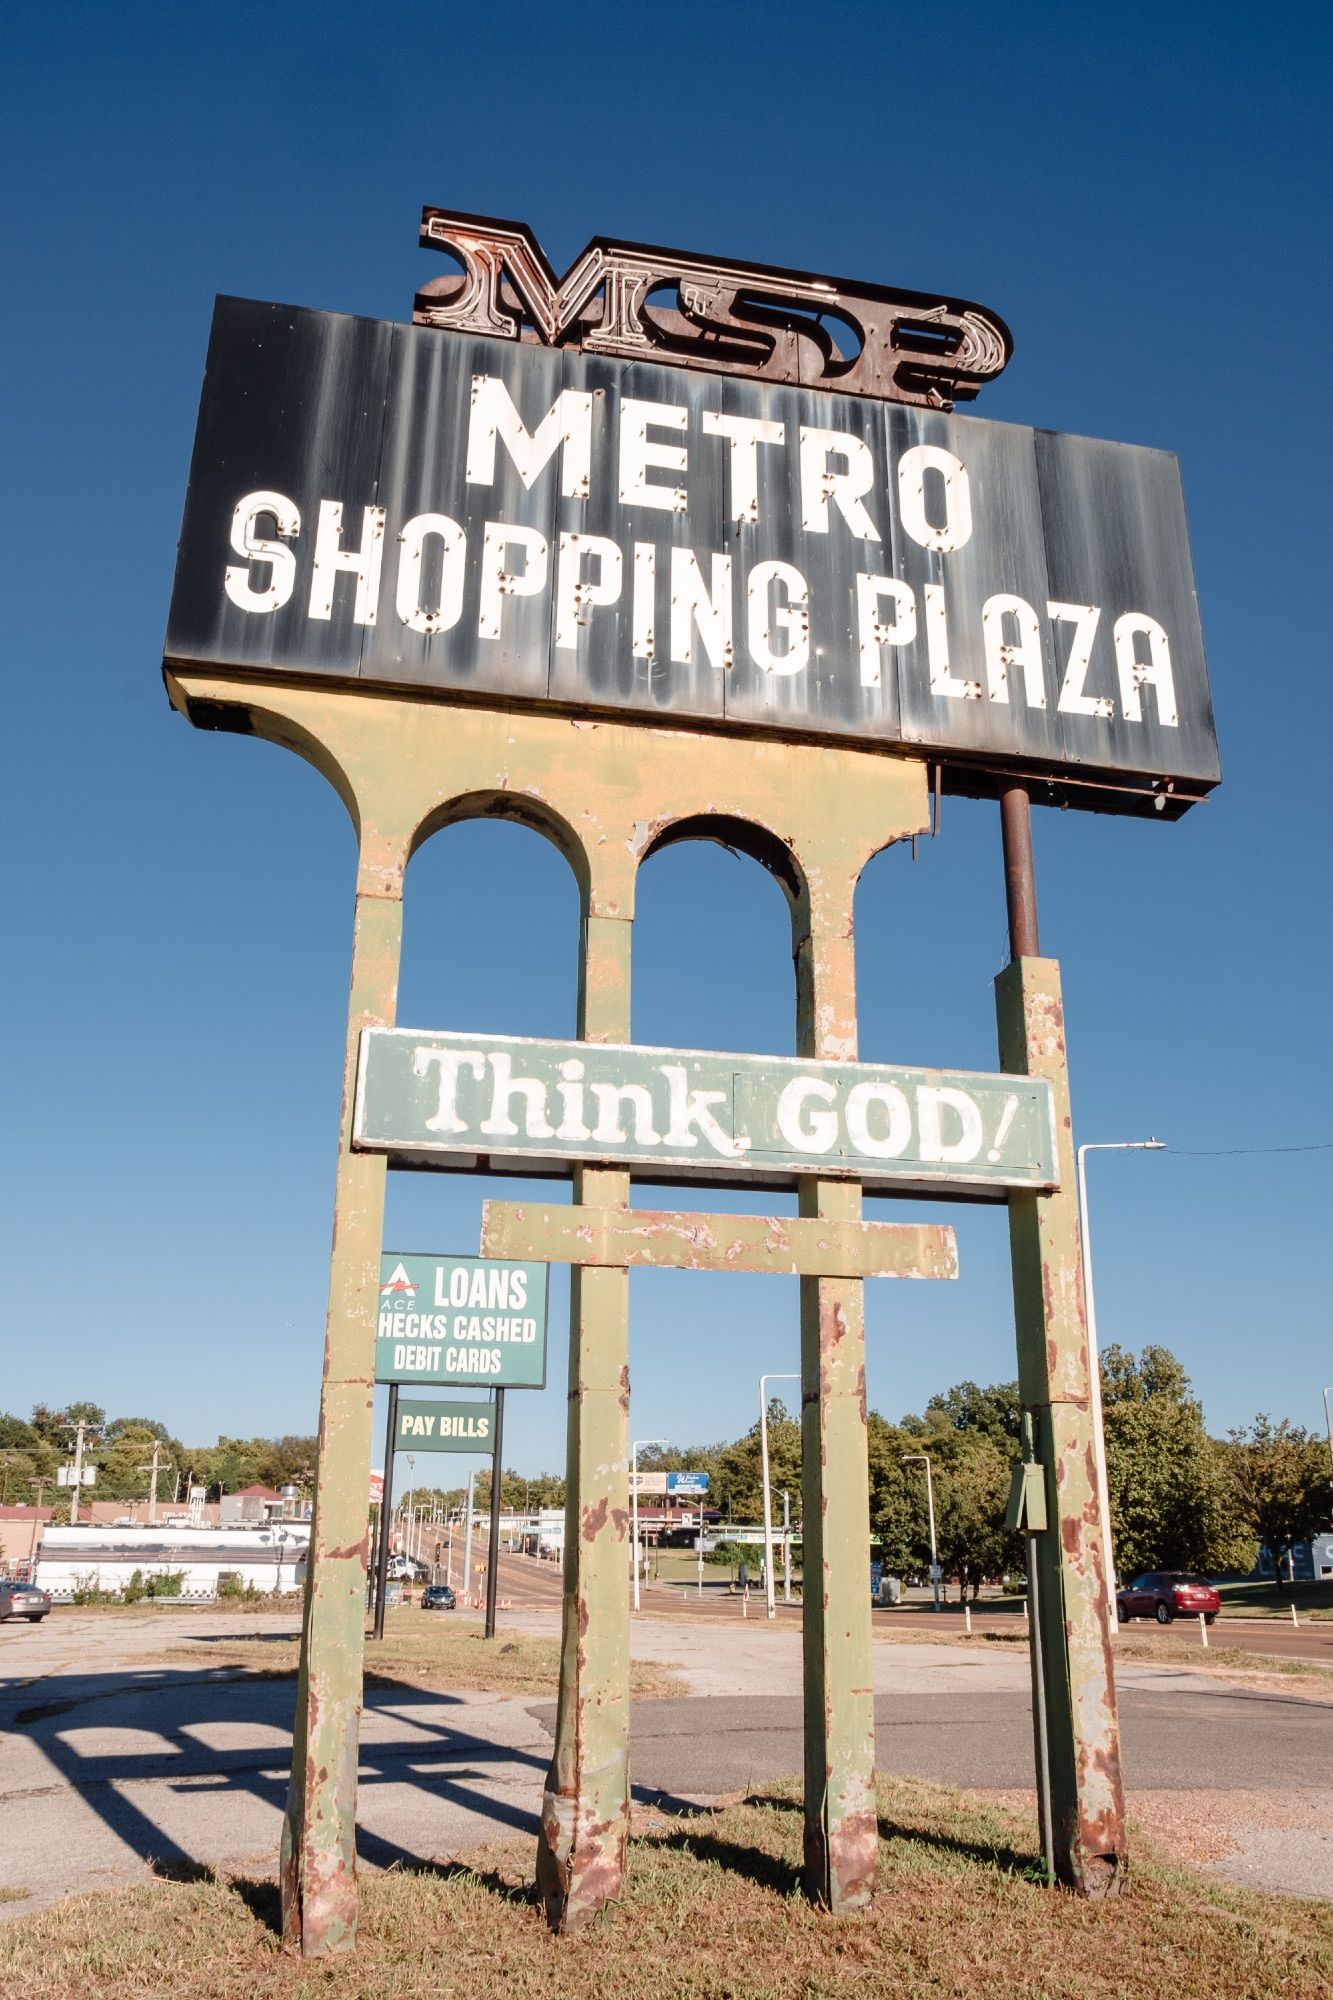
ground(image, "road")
xmin=499 ymin=1548 xmax=1333 ymax=1666
xmin=2 ymin=1598 xmax=1330 ymax=1916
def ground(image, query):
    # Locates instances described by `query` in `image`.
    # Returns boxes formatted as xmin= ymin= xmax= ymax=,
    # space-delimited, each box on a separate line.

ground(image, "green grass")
xmin=1215 ymin=1578 xmax=1333 ymax=1620
xmin=3 ymin=1777 xmax=1331 ymax=1999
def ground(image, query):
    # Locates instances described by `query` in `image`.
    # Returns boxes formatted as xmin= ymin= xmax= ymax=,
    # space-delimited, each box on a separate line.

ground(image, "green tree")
xmin=923 ymin=1379 xmax=1022 ymax=1448
xmin=96 ymin=1420 xmax=184 ymax=1503
xmin=1223 ymin=1417 xmax=1331 ymax=1590
xmin=1100 ymin=1345 xmax=1249 ymax=1579
xmin=932 ymin=1433 xmax=1023 ymax=1601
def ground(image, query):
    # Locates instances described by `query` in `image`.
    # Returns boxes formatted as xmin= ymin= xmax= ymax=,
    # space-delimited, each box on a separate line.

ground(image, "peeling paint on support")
xmin=281 ymin=861 xmax=404 ymax=1958
xmin=536 ymin=907 xmax=634 ymax=1934
xmin=166 ymin=670 xmax=930 ymax=1945
xmin=481 ymin=1200 xmax=957 ymax=1281
xmin=995 ymin=955 xmax=1127 ymax=1898
xmin=796 ymin=892 xmax=878 ymax=1913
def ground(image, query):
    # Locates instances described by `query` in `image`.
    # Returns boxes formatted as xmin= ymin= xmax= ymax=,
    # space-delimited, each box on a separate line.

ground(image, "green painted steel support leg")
xmin=995 ymin=955 xmax=1127 ymax=1897
xmin=281 ymin=866 xmax=402 ymax=1956
xmin=795 ymin=897 xmax=877 ymax=1912
xmin=537 ymin=909 xmax=633 ymax=1931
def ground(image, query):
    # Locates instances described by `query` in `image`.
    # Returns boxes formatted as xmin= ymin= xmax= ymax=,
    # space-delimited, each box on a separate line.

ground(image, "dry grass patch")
xmin=5 ymin=1777 xmax=1332 ymax=2000
xmin=163 ymin=1611 xmax=682 ymax=1700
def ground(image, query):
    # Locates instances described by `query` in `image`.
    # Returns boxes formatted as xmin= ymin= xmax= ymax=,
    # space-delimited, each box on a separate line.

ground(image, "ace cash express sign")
xmin=377 ymin=1252 xmax=548 ymax=1386
xmin=164 ymin=296 xmax=1219 ymax=815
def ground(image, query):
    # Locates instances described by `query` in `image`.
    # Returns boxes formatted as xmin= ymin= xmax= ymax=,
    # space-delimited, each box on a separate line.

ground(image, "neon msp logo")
xmin=379 ymin=1261 xmax=417 ymax=1303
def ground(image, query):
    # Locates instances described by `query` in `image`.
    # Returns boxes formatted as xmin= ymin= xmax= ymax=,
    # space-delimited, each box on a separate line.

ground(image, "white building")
xmin=35 ymin=1523 xmax=310 ymax=1600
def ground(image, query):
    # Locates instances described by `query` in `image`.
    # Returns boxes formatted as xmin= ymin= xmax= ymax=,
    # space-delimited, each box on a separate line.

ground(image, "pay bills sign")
xmin=355 ymin=1030 xmax=1057 ymax=1199
xmin=394 ymin=1398 xmax=496 ymax=1452
xmin=377 ymin=1253 xmax=548 ymax=1386
xmin=164 ymin=295 xmax=1218 ymax=817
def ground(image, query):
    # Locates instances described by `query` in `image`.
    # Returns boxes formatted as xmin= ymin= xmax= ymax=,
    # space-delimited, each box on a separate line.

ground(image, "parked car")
xmin=387 ymin=1556 xmax=428 ymax=1583
xmin=1117 ymin=1572 xmax=1220 ymax=1625
xmin=420 ymin=1583 xmax=456 ymax=1611
xmin=0 ymin=1580 xmax=52 ymax=1622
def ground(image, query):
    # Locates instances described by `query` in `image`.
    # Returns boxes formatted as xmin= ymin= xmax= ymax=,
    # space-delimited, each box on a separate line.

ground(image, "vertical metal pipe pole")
xmin=760 ymin=1384 xmax=776 ymax=1620
xmin=372 ymin=1386 xmax=398 ymax=1643
xmin=631 ymin=1440 xmax=641 ymax=1613
xmin=782 ymin=1489 xmax=792 ymax=1604
xmin=485 ymin=1390 xmax=505 ymax=1639
xmin=996 ymin=792 xmax=1126 ymax=1897
xmin=1000 ymin=783 xmax=1040 ymax=958
xmin=462 ymin=1469 xmax=475 ymax=1605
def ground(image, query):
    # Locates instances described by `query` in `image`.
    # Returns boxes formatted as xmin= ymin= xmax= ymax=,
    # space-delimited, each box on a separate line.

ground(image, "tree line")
xmin=3 ymin=1346 xmax=1329 ymax=1588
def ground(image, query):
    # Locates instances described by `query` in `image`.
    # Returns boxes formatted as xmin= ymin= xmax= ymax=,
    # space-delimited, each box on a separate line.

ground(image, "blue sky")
xmin=3 ymin=3 xmax=1330 ymax=1489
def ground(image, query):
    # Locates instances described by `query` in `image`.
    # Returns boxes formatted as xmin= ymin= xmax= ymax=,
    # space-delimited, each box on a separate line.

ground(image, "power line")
xmin=1164 ymin=1142 xmax=1333 ymax=1158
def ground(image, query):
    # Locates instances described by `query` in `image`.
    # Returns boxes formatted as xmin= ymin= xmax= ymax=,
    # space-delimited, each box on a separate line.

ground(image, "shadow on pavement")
xmin=11 ymin=1667 xmax=551 ymax=1880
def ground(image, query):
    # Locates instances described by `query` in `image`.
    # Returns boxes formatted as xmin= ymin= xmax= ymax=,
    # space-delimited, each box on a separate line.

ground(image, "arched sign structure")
xmin=163 ymin=210 xmax=1219 ymax=1959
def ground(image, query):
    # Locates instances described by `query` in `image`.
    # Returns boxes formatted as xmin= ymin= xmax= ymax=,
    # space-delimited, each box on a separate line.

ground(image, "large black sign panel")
xmin=165 ymin=296 xmax=1220 ymax=815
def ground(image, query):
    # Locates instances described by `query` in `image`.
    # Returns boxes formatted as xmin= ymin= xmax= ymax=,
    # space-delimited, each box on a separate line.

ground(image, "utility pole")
xmin=66 ymin=1420 xmax=88 ymax=1526
xmin=138 ymin=1441 xmax=173 ymax=1526
xmin=904 ymin=1452 xmax=939 ymax=1610
xmin=758 ymin=1376 xmax=798 ymax=1620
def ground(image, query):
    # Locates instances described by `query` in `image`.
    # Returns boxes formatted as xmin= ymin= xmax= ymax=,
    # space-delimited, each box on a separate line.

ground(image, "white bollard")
xmin=1199 ymin=1611 xmax=1208 ymax=1649
xmin=964 ymin=1603 xmax=972 ymax=1636
xmin=742 ymin=1584 xmax=749 ymax=1620
xmin=1291 ymin=1602 xmax=1300 ymax=1628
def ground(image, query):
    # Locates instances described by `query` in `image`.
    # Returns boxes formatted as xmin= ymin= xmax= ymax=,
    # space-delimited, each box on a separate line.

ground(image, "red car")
xmin=1117 ymin=1571 xmax=1220 ymax=1626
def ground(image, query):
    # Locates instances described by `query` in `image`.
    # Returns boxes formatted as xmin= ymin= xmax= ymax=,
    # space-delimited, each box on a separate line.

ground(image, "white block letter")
xmin=845 ymin=1082 xmax=912 ymax=1159
xmin=619 ymin=398 xmax=688 ymax=512
xmin=982 ymin=593 xmax=1046 ymax=708
xmin=918 ymin=1086 xmax=983 ymax=1163
xmin=309 ymin=500 xmax=386 ymax=624
xmin=702 ymin=411 xmax=785 ymax=525
xmin=396 ymin=513 xmax=466 ymax=635
xmin=479 ymin=1053 xmax=554 ymax=1140
xmin=799 ymin=427 xmax=881 ymax=540
xmin=661 ymin=1065 xmax=749 ymax=1158
xmin=1050 ymin=601 xmax=1112 ymax=718
xmin=924 ymin=583 xmax=980 ymax=700
xmin=898 ymin=445 xmax=972 ymax=553
xmin=224 ymin=490 xmax=300 ymax=613
xmin=413 ymin=1047 xmax=487 ymax=1134
xmin=775 ymin=1078 xmax=838 ymax=1155
xmin=1114 ymin=613 xmax=1178 ymax=727
xmin=477 ymin=524 xmax=548 ymax=640
xmin=669 ymin=547 xmax=733 ymax=670
xmin=554 ymin=532 xmax=623 ymax=649
xmin=465 ymin=376 xmax=592 ymax=499
xmin=856 ymin=575 xmax=917 ymax=688
xmin=747 ymin=560 xmax=808 ymax=676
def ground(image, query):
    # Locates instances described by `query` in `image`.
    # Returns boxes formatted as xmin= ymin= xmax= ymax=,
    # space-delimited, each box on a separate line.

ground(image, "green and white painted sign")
xmin=394 ymin=1397 xmax=496 ymax=1452
xmin=355 ymin=1031 xmax=1058 ymax=1197
xmin=377 ymin=1253 xmax=548 ymax=1386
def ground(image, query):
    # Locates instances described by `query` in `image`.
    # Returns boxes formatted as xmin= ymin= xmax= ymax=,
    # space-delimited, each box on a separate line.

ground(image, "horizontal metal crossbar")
xmin=480 ymin=1201 xmax=957 ymax=1280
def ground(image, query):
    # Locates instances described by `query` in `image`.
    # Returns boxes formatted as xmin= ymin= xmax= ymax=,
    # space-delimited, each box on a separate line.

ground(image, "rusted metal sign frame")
xmin=166 ymin=670 xmax=946 ymax=1948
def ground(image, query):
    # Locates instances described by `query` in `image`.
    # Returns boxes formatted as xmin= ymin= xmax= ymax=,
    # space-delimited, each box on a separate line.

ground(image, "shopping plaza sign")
xmin=165 ymin=215 xmax=1219 ymax=819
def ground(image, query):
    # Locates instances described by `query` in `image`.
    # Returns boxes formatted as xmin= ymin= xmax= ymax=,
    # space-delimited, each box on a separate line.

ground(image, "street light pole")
xmin=1076 ymin=1138 xmax=1164 ymax=1601
xmin=631 ymin=1438 xmax=667 ymax=1612
xmin=759 ymin=1374 xmax=799 ymax=1620
xmin=904 ymin=1453 xmax=939 ymax=1609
